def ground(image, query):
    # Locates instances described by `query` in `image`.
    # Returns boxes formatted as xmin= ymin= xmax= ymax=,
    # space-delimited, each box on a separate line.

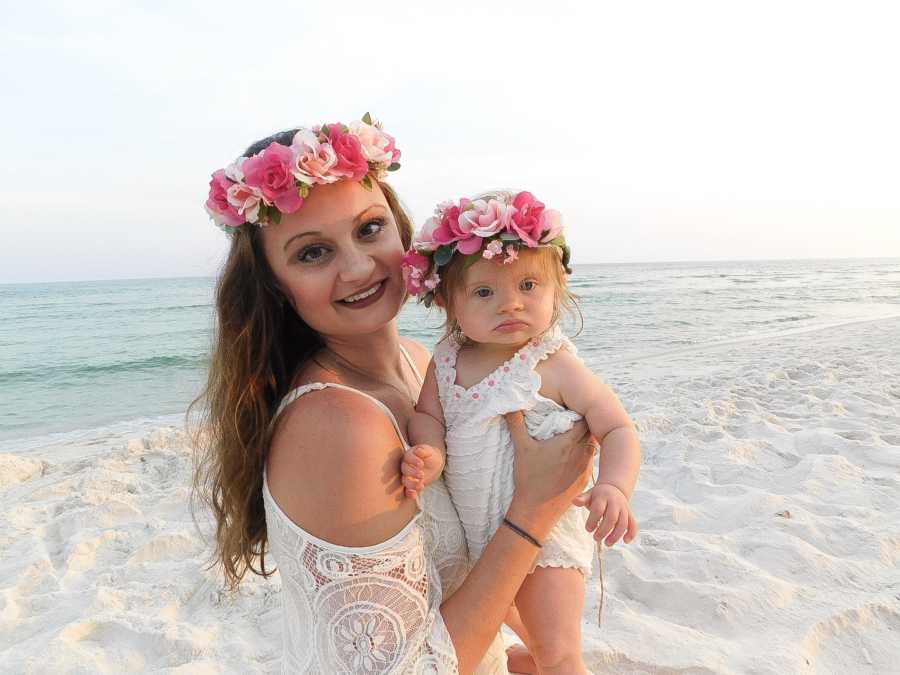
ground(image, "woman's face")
xmin=259 ymin=180 xmax=407 ymax=339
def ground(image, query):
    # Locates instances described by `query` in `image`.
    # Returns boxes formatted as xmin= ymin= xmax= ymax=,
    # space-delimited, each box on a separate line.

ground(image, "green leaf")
xmin=299 ymin=183 xmax=311 ymax=198
xmin=499 ymin=232 xmax=519 ymax=242
xmin=270 ymin=210 xmax=282 ymax=225
xmin=387 ymin=162 xmax=401 ymax=172
xmin=361 ymin=175 xmax=373 ymax=190
xmin=434 ymin=245 xmax=455 ymax=266
xmin=560 ymin=244 xmax=572 ymax=274
xmin=548 ymin=236 xmax=566 ymax=247
xmin=362 ymin=112 xmax=373 ymax=125
xmin=422 ymin=291 xmax=435 ymax=308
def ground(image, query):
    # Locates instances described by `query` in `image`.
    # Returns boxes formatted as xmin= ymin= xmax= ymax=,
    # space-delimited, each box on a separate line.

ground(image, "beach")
xmin=2 ymin=310 xmax=898 ymax=673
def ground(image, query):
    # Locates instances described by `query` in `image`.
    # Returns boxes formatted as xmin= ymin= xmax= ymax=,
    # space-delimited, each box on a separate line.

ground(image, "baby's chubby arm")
xmin=541 ymin=348 xmax=641 ymax=545
xmin=403 ymin=359 xmax=447 ymax=499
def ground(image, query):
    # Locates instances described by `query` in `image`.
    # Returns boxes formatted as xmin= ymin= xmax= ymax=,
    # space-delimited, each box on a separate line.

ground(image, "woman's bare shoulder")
xmin=267 ymin=386 xmax=416 ymax=547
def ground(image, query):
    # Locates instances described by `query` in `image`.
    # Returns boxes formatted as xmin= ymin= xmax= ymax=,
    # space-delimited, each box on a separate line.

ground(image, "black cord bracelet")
xmin=502 ymin=517 xmax=542 ymax=548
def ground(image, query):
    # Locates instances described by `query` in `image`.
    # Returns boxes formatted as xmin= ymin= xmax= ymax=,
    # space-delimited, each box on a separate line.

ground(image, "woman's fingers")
xmin=503 ymin=411 xmax=529 ymax=450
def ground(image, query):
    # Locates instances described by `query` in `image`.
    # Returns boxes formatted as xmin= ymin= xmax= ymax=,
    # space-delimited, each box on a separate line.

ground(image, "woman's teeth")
xmin=342 ymin=282 xmax=382 ymax=303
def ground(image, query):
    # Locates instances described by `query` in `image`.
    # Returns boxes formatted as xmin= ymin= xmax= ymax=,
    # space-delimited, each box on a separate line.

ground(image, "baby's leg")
xmin=515 ymin=567 xmax=587 ymax=675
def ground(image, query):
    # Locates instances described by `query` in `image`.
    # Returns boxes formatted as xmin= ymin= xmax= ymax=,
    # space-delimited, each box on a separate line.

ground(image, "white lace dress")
xmin=435 ymin=326 xmax=594 ymax=575
xmin=263 ymin=371 xmax=508 ymax=673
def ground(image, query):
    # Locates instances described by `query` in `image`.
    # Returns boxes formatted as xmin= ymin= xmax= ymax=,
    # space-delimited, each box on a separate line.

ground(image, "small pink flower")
xmin=326 ymin=123 xmax=369 ymax=182
xmin=291 ymin=129 xmax=339 ymax=185
xmin=539 ymin=209 xmax=564 ymax=243
xmin=423 ymin=272 xmax=440 ymax=290
xmin=205 ymin=170 xmax=243 ymax=227
xmin=402 ymin=250 xmax=430 ymax=272
xmin=242 ymin=143 xmax=304 ymax=213
xmin=482 ymin=239 xmax=505 ymax=260
xmin=503 ymin=245 xmax=519 ymax=264
xmin=508 ymin=191 xmax=546 ymax=247
xmin=349 ymin=120 xmax=401 ymax=165
xmin=226 ymin=182 xmax=263 ymax=223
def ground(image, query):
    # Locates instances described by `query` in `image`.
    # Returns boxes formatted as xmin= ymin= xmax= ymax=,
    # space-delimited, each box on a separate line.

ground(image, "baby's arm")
xmin=403 ymin=359 xmax=447 ymax=498
xmin=542 ymin=348 xmax=641 ymax=545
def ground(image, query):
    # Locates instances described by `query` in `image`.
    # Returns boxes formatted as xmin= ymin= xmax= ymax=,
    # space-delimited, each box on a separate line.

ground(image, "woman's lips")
xmin=337 ymin=279 xmax=387 ymax=309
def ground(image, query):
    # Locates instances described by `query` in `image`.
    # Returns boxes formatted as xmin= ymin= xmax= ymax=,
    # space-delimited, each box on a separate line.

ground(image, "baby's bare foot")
xmin=506 ymin=643 xmax=537 ymax=674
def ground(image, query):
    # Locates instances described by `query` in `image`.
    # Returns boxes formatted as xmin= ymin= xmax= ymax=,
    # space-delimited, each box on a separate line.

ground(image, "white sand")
xmin=2 ymin=317 xmax=899 ymax=674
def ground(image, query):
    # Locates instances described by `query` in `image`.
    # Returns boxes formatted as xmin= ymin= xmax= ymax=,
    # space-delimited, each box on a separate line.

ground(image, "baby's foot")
xmin=506 ymin=643 xmax=537 ymax=674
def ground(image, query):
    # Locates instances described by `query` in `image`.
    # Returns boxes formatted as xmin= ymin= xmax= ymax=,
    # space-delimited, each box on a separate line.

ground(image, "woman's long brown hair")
xmin=190 ymin=133 xmax=413 ymax=588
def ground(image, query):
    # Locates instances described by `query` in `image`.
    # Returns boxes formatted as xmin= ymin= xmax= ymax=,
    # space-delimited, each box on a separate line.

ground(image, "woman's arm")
xmin=267 ymin=386 xmax=416 ymax=546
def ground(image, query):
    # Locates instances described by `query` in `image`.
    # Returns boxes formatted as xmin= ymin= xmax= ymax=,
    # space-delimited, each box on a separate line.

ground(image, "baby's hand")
xmin=401 ymin=444 xmax=445 ymax=499
xmin=573 ymin=482 xmax=638 ymax=547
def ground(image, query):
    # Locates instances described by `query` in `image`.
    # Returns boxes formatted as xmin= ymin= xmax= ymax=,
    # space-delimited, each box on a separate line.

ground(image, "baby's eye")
xmin=520 ymin=279 xmax=538 ymax=291
xmin=359 ymin=218 xmax=385 ymax=238
xmin=298 ymin=245 xmax=330 ymax=263
xmin=474 ymin=287 xmax=493 ymax=298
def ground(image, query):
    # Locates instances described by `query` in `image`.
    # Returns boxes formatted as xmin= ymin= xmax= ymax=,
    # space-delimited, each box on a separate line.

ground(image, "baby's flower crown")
xmin=205 ymin=113 xmax=400 ymax=231
xmin=402 ymin=190 xmax=571 ymax=306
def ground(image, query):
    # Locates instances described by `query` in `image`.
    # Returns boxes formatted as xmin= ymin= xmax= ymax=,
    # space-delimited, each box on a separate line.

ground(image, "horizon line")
xmin=1 ymin=254 xmax=898 ymax=286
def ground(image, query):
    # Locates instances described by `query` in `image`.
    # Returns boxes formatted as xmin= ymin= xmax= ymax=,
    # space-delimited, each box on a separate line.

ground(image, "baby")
xmin=401 ymin=190 xmax=640 ymax=675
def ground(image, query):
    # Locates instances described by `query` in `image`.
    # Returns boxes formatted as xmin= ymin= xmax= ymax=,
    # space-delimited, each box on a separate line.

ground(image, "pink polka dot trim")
xmin=472 ymin=393 xmax=479 ymax=399
xmin=503 ymin=366 xmax=510 ymax=372
xmin=488 ymin=380 xmax=495 ymax=387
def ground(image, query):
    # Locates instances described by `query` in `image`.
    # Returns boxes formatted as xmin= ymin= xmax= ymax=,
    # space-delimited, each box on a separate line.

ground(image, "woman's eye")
xmin=298 ymin=245 xmax=329 ymax=263
xmin=359 ymin=218 xmax=385 ymax=238
xmin=474 ymin=288 xmax=493 ymax=298
xmin=520 ymin=280 xmax=537 ymax=291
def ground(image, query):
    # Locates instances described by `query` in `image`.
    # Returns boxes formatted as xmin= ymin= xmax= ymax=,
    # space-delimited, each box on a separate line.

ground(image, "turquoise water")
xmin=2 ymin=259 xmax=898 ymax=447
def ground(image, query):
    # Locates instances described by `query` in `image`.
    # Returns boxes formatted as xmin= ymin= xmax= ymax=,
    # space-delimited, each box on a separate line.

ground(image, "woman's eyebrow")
xmin=281 ymin=206 xmax=389 ymax=252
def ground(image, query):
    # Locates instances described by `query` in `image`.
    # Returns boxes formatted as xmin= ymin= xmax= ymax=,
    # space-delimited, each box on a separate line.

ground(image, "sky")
xmin=1 ymin=0 xmax=898 ymax=283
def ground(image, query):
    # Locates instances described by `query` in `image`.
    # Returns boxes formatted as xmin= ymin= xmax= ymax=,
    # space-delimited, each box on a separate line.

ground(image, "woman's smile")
xmin=337 ymin=278 xmax=388 ymax=308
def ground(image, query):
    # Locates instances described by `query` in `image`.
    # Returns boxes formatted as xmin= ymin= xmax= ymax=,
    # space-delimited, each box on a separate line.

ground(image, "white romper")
xmin=435 ymin=325 xmax=594 ymax=575
xmin=263 ymin=346 xmax=508 ymax=674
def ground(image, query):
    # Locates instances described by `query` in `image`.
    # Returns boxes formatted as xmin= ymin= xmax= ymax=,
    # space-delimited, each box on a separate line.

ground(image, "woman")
xmin=194 ymin=116 xmax=593 ymax=673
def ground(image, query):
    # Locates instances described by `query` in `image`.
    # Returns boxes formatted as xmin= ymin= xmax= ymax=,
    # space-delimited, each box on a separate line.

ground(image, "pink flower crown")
xmin=204 ymin=113 xmax=400 ymax=230
xmin=402 ymin=190 xmax=571 ymax=306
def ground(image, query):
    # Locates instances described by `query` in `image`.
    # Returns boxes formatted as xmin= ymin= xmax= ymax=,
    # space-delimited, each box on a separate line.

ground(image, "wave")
xmin=0 ymin=354 xmax=208 ymax=385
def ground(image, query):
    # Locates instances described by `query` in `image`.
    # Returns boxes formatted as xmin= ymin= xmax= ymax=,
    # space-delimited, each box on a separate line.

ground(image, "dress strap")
xmin=399 ymin=344 xmax=424 ymax=386
xmin=274 ymin=382 xmax=410 ymax=450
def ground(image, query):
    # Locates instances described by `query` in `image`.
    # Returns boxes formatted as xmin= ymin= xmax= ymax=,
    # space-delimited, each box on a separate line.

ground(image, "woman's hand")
xmin=503 ymin=411 xmax=594 ymax=538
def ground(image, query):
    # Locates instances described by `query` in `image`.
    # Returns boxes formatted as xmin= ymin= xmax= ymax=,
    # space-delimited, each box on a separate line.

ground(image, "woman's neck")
xmin=321 ymin=322 xmax=407 ymax=381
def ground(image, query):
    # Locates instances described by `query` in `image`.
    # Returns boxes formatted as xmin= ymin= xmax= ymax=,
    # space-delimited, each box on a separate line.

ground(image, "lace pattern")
xmin=263 ymin=382 xmax=509 ymax=674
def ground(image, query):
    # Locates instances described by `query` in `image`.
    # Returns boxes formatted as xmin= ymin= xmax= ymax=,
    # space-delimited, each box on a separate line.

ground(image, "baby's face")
xmin=451 ymin=250 xmax=557 ymax=347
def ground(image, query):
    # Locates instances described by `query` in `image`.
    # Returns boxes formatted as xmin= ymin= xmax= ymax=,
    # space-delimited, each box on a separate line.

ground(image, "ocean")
xmin=2 ymin=258 xmax=898 ymax=451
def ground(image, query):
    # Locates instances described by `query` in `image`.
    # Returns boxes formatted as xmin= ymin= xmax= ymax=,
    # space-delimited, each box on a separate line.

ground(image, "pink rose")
xmin=291 ymin=129 xmax=339 ymax=185
xmin=349 ymin=120 xmax=401 ymax=165
xmin=414 ymin=217 xmax=441 ymax=251
xmin=508 ymin=191 xmax=546 ymax=247
xmin=205 ymin=170 xmax=244 ymax=227
xmin=326 ymin=124 xmax=369 ymax=182
xmin=242 ymin=143 xmax=304 ymax=213
xmin=226 ymin=182 xmax=263 ymax=223
xmin=432 ymin=199 xmax=481 ymax=253
xmin=461 ymin=198 xmax=516 ymax=238
xmin=539 ymin=209 xmax=564 ymax=243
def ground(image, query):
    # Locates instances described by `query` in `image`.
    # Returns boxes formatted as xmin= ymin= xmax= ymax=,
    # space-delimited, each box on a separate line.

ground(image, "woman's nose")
xmin=338 ymin=246 xmax=375 ymax=284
